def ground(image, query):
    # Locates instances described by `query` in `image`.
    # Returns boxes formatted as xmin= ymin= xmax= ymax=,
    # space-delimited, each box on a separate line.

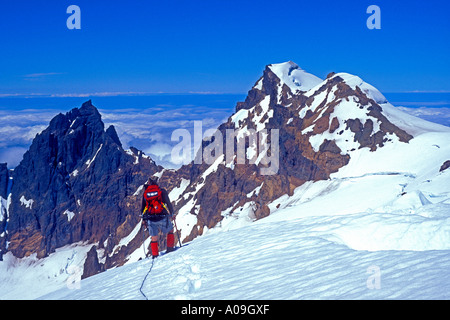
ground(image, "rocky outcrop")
xmin=5 ymin=101 xmax=162 ymax=264
xmin=0 ymin=163 xmax=8 ymax=199
xmin=440 ymin=160 xmax=450 ymax=172
xmin=82 ymin=246 xmax=104 ymax=279
xmin=0 ymin=163 xmax=8 ymax=260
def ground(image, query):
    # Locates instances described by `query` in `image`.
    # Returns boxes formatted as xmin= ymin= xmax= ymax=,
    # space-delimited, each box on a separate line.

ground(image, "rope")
xmin=139 ymin=258 xmax=155 ymax=300
xmin=139 ymin=223 xmax=154 ymax=300
xmin=138 ymin=213 xmax=180 ymax=300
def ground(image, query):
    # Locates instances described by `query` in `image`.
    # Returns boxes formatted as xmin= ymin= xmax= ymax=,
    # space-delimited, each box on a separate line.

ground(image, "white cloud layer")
xmin=0 ymin=105 xmax=230 ymax=168
xmin=398 ymin=107 xmax=450 ymax=127
xmin=1 ymin=104 xmax=448 ymax=169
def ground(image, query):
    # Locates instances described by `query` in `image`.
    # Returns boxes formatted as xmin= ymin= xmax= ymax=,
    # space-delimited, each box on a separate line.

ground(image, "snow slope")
xmin=266 ymin=132 xmax=450 ymax=221
xmin=39 ymin=211 xmax=450 ymax=300
xmin=268 ymin=61 xmax=323 ymax=93
xmin=0 ymin=242 xmax=94 ymax=300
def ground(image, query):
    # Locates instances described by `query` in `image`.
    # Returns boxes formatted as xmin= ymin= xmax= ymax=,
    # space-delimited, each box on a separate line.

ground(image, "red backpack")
xmin=143 ymin=184 xmax=165 ymax=215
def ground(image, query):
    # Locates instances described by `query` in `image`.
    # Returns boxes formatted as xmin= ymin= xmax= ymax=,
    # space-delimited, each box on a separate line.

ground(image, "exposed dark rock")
xmin=440 ymin=160 xmax=450 ymax=172
xmin=82 ymin=246 xmax=104 ymax=279
xmin=327 ymin=72 xmax=336 ymax=79
xmin=0 ymin=163 xmax=8 ymax=199
xmin=0 ymin=164 xmax=8 ymax=260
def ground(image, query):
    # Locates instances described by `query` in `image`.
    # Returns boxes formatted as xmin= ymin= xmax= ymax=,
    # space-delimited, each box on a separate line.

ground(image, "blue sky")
xmin=0 ymin=0 xmax=449 ymax=95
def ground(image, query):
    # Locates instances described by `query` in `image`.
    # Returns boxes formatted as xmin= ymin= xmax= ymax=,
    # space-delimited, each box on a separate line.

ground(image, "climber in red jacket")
xmin=141 ymin=177 xmax=175 ymax=259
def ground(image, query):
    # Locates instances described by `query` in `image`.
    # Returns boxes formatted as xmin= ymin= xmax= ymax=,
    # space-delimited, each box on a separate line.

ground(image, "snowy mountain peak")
xmin=242 ymin=61 xmax=415 ymax=156
xmin=306 ymin=70 xmax=450 ymax=138
xmin=298 ymin=71 xmax=415 ymax=155
xmin=171 ymin=61 xmax=449 ymax=247
xmin=266 ymin=61 xmax=323 ymax=93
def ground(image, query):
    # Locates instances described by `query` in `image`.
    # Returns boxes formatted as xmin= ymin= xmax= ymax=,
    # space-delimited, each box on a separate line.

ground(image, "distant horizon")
xmin=1 ymin=90 xmax=450 ymax=107
xmin=3 ymin=90 xmax=450 ymax=99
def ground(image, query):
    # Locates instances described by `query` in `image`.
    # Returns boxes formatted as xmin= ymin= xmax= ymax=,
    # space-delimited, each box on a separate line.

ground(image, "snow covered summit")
xmin=267 ymin=61 xmax=323 ymax=93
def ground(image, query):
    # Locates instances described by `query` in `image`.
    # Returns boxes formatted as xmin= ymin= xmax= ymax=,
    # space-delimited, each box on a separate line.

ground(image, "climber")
xmin=141 ymin=177 xmax=175 ymax=259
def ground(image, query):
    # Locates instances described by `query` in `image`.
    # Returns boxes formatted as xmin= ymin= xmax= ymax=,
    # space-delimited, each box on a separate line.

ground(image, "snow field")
xmin=0 ymin=242 xmax=94 ymax=300
xmin=39 ymin=215 xmax=450 ymax=300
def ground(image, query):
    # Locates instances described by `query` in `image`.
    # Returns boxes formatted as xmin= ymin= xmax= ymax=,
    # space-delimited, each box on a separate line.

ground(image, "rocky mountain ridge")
xmin=0 ymin=101 xmax=162 ymax=276
xmin=165 ymin=61 xmax=416 ymax=243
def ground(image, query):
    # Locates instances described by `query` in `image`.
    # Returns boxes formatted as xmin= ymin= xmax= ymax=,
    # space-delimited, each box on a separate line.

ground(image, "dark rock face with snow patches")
xmin=0 ymin=164 xmax=8 ymax=199
xmin=2 ymin=101 xmax=162 ymax=266
xmin=0 ymin=163 xmax=9 ymax=260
